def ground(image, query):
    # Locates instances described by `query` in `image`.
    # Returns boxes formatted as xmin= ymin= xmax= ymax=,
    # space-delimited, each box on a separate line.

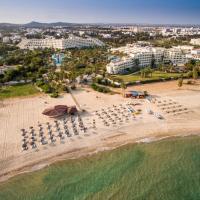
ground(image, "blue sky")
xmin=0 ymin=0 xmax=200 ymax=24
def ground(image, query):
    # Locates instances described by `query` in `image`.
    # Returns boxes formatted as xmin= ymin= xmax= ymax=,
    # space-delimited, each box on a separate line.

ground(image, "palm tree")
xmin=178 ymin=78 xmax=183 ymax=89
xmin=193 ymin=67 xmax=199 ymax=80
xmin=102 ymin=68 xmax=106 ymax=79
xmin=149 ymin=68 xmax=153 ymax=77
xmin=121 ymin=81 xmax=127 ymax=97
xmin=140 ymin=69 xmax=144 ymax=78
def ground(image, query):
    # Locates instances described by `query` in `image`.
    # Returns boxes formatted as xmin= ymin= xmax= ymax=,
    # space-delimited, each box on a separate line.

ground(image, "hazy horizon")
xmin=1 ymin=21 xmax=200 ymax=26
xmin=0 ymin=0 xmax=200 ymax=25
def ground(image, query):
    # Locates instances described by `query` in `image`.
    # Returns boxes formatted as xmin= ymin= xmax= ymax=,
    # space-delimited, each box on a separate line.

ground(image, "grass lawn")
xmin=0 ymin=84 xmax=40 ymax=99
xmin=111 ymin=71 xmax=183 ymax=83
xmin=0 ymin=136 xmax=200 ymax=200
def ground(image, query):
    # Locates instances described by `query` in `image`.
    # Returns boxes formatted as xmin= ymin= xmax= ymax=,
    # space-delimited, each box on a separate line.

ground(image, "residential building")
xmin=190 ymin=49 xmax=200 ymax=60
xmin=100 ymin=33 xmax=112 ymax=39
xmin=190 ymin=38 xmax=200 ymax=46
xmin=2 ymin=37 xmax=11 ymax=44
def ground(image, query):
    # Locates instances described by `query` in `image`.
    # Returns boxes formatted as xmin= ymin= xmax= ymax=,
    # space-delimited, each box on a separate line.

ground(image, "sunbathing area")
xmin=151 ymin=98 xmax=191 ymax=116
xmin=21 ymin=113 xmax=88 ymax=151
xmin=0 ymin=80 xmax=200 ymax=182
xmin=94 ymin=103 xmax=140 ymax=127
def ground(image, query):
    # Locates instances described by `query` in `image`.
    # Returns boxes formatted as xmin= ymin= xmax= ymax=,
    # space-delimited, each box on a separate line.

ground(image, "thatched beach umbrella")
xmin=54 ymin=105 xmax=68 ymax=112
xmin=42 ymin=106 xmax=66 ymax=118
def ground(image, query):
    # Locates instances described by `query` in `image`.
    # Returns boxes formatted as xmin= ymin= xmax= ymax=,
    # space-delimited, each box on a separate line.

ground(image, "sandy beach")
xmin=0 ymin=80 xmax=200 ymax=182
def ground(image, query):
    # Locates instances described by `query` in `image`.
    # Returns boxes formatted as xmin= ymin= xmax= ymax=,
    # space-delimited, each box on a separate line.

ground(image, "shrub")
xmin=186 ymin=80 xmax=194 ymax=85
xmin=96 ymin=78 xmax=120 ymax=88
xmin=62 ymin=86 xmax=69 ymax=93
xmin=91 ymin=83 xmax=111 ymax=93
xmin=71 ymin=84 xmax=76 ymax=90
xmin=187 ymin=71 xmax=193 ymax=78
xmin=178 ymin=78 xmax=183 ymax=88
xmin=50 ymin=92 xmax=59 ymax=98
xmin=144 ymin=91 xmax=148 ymax=96
xmin=36 ymin=80 xmax=45 ymax=87
xmin=41 ymin=84 xmax=53 ymax=93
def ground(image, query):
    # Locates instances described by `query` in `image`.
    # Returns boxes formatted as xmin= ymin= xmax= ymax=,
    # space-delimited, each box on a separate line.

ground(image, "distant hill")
xmin=24 ymin=21 xmax=78 ymax=28
xmin=0 ymin=21 xmax=79 ymax=29
xmin=0 ymin=23 xmax=21 ymax=28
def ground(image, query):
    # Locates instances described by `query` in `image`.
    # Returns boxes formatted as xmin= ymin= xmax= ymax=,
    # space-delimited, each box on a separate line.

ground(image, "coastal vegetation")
xmin=0 ymin=83 xmax=39 ymax=99
xmin=0 ymin=46 xmax=109 ymax=97
xmin=109 ymin=60 xmax=200 ymax=85
xmin=110 ymin=71 xmax=186 ymax=83
xmin=61 ymin=47 xmax=109 ymax=76
xmin=0 ymin=48 xmax=54 ymax=83
xmin=0 ymin=42 xmax=199 ymax=97
xmin=0 ymin=136 xmax=200 ymax=200
xmin=91 ymin=83 xmax=111 ymax=93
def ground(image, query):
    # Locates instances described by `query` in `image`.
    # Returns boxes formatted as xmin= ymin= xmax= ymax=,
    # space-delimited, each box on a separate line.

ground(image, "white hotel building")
xmin=107 ymin=45 xmax=188 ymax=74
xmin=106 ymin=58 xmax=134 ymax=75
xmin=18 ymin=35 xmax=105 ymax=50
xmin=164 ymin=48 xmax=187 ymax=65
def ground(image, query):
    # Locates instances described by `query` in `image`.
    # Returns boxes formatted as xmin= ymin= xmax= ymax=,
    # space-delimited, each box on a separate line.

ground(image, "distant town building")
xmin=2 ymin=37 xmax=11 ymax=44
xmin=100 ymin=33 xmax=112 ymax=39
xmin=190 ymin=38 xmax=200 ymax=46
xmin=190 ymin=49 xmax=200 ymax=60
xmin=173 ymin=45 xmax=194 ymax=54
xmin=161 ymin=27 xmax=200 ymax=37
xmin=79 ymin=31 xmax=85 ymax=36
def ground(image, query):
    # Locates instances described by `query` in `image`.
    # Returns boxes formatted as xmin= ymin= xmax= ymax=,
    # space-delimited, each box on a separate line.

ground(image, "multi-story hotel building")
xmin=164 ymin=48 xmax=187 ymax=65
xmin=106 ymin=58 xmax=134 ymax=74
xmin=18 ymin=35 xmax=105 ymax=50
xmin=107 ymin=45 xmax=188 ymax=74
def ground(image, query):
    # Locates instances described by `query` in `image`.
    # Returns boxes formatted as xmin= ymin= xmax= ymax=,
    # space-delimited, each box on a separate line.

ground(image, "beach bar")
xmin=125 ymin=91 xmax=146 ymax=99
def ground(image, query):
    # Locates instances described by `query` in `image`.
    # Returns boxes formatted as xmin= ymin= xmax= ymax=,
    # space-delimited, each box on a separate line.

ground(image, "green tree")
xmin=186 ymin=71 xmax=193 ymax=78
xmin=140 ymin=67 xmax=153 ymax=78
xmin=178 ymin=78 xmax=183 ymax=88
xmin=185 ymin=59 xmax=196 ymax=71
xmin=193 ymin=67 xmax=199 ymax=80
xmin=121 ymin=81 xmax=127 ymax=97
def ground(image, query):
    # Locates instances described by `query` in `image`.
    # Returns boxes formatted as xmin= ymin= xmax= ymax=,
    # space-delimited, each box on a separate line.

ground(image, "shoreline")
xmin=0 ymin=130 xmax=200 ymax=184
